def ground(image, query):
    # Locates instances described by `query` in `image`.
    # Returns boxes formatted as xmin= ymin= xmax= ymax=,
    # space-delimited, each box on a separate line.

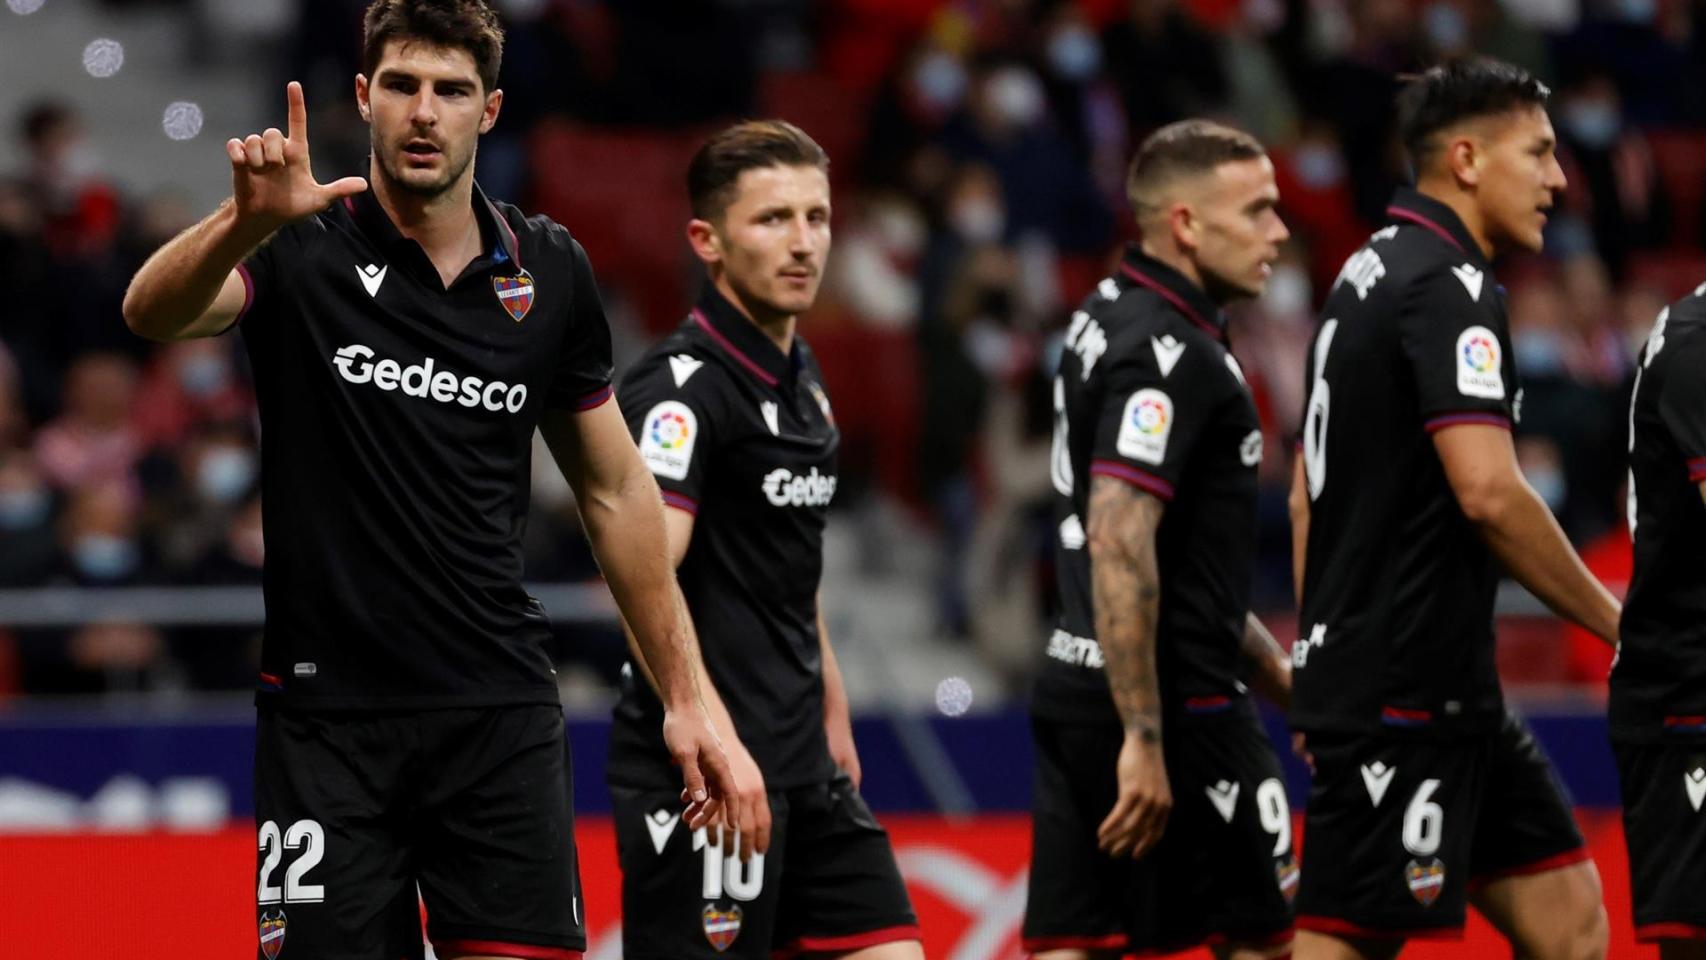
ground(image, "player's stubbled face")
xmin=1191 ymin=155 xmax=1289 ymax=303
xmin=361 ymin=41 xmax=495 ymax=197
xmin=714 ymin=164 xmax=832 ymax=319
xmin=1477 ymin=106 xmax=1566 ymax=255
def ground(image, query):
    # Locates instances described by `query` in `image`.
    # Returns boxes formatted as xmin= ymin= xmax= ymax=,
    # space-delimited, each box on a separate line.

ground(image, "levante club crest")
xmin=1405 ymin=857 xmax=1446 ymax=906
xmin=493 ymin=270 xmax=536 ymax=322
xmin=702 ymin=903 xmax=743 ymax=953
xmin=259 ymin=909 xmax=287 ymax=959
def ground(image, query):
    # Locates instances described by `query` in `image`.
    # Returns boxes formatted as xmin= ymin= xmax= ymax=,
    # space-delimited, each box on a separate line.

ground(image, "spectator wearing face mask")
xmin=935 ymin=61 xmax=1114 ymax=253
xmin=152 ymin=423 xmax=259 ymax=577
xmin=1555 ymin=72 xmax=1670 ymax=274
xmin=132 ymin=338 xmax=254 ymax=451
xmin=33 ymin=353 xmax=143 ymax=496
xmin=171 ymin=493 xmax=265 ymax=691
xmin=13 ymin=479 xmax=164 ymax=694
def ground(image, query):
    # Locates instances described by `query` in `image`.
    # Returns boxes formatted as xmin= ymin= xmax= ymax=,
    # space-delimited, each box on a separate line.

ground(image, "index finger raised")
xmin=286 ymin=81 xmax=308 ymax=144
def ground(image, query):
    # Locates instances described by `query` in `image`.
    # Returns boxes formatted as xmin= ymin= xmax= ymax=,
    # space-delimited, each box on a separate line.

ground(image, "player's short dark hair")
xmin=687 ymin=120 xmax=830 ymax=222
xmin=363 ymin=0 xmax=505 ymax=94
xmin=1397 ymin=58 xmax=1551 ymax=170
xmin=1126 ymin=119 xmax=1266 ymax=218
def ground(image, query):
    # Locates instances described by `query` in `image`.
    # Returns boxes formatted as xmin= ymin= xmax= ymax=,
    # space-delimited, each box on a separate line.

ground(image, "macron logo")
xmin=356 ymin=263 xmax=387 ymax=298
xmin=669 ymin=354 xmax=703 ymax=388
xmin=1361 ymin=761 xmax=1396 ymax=807
xmin=1151 ymin=335 xmax=1186 ymax=377
xmin=645 ymin=808 xmax=680 ymax=854
xmin=1452 ymin=264 xmax=1484 ymax=302
xmin=1206 ymin=780 xmax=1240 ymax=823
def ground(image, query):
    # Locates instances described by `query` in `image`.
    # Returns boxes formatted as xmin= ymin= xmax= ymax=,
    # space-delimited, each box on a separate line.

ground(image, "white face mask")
xmin=985 ymin=67 xmax=1046 ymax=129
xmin=197 ymin=447 xmax=257 ymax=505
xmin=1260 ymin=264 xmax=1311 ymax=315
xmin=912 ymin=51 xmax=969 ymax=113
xmin=1046 ymin=27 xmax=1101 ymax=81
xmin=949 ymin=198 xmax=1005 ymax=245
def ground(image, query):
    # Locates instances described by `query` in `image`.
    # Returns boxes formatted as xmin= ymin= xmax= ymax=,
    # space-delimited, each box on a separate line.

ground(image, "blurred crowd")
xmin=3 ymin=0 xmax=1705 ymax=698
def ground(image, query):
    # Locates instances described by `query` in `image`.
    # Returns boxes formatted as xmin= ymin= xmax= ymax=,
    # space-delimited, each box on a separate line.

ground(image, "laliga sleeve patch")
xmin=1117 ymin=388 xmax=1174 ymax=465
xmin=1455 ymin=325 xmax=1505 ymax=400
xmin=639 ymin=400 xmax=698 ymax=481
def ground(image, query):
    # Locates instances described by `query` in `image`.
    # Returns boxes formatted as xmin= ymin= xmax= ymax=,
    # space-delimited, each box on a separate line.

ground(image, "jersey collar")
xmin=1384 ymin=187 xmax=1487 ymax=267
xmin=688 ymin=284 xmax=800 ymax=389
xmin=1117 ymin=245 xmax=1227 ymax=343
xmin=342 ymin=177 xmax=523 ymax=283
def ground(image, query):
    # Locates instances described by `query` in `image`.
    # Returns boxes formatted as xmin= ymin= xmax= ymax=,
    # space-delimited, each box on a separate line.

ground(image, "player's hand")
xmin=663 ymin=700 xmax=736 ymax=831
xmin=1097 ymin=729 xmax=1171 ymax=859
xmin=719 ymin=740 xmax=771 ymax=862
xmin=226 ymin=82 xmax=366 ymax=236
xmin=826 ymin=710 xmax=862 ymax=789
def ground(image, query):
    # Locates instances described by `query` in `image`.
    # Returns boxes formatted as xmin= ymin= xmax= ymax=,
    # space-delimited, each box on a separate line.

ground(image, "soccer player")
xmin=121 ymin=2 xmax=733 ymax=958
xmin=1617 ymin=283 xmax=1706 ymax=957
xmin=1023 ymin=119 xmax=1297 ymax=960
xmin=1289 ymin=59 xmax=1619 ymax=960
xmin=604 ymin=121 xmax=922 ymax=960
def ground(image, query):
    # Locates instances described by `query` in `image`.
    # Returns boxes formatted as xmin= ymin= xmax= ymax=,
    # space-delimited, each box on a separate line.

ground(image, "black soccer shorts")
xmin=610 ymin=772 xmax=918 ymax=959
xmin=253 ymin=705 xmax=584 ymax=960
xmin=1022 ymin=711 xmax=1297 ymax=955
xmin=1295 ymin=709 xmax=1587 ymax=940
xmin=1615 ymin=740 xmax=1706 ymax=941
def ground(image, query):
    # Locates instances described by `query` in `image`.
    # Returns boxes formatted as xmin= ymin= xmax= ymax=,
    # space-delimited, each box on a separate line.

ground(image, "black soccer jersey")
xmin=233 ymin=184 xmax=613 ymax=710
xmin=606 ymin=285 xmax=840 ymax=790
xmin=1031 ymin=246 xmax=1264 ymax=726
xmin=1614 ymin=284 xmax=1706 ymax=742
xmin=1291 ymin=188 xmax=1518 ymax=737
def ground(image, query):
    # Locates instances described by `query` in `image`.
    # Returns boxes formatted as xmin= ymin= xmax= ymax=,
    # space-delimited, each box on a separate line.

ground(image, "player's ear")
xmin=1169 ymin=200 xmax=1200 ymax=253
xmin=686 ymin=218 xmax=722 ymax=266
xmin=355 ymin=74 xmax=372 ymax=123
xmin=1445 ymin=134 xmax=1481 ymax=189
xmin=479 ymin=88 xmax=502 ymax=134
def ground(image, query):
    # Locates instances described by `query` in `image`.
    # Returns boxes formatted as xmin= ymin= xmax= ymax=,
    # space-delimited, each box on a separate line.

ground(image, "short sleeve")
xmin=545 ymin=236 xmax=615 ymax=411
xmin=1398 ymin=267 xmax=1515 ymax=432
xmin=618 ymin=358 xmax=717 ymax=513
xmin=1087 ymin=343 xmax=1221 ymax=502
xmin=233 ymin=226 xmax=295 ymax=335
xmin=1658 ymin=340 xmax=1706 ymax=483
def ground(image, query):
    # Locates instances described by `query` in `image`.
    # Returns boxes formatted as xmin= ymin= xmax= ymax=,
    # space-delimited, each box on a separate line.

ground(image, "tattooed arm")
xmin=1087 ymin=474 xmax=1172 ymax=859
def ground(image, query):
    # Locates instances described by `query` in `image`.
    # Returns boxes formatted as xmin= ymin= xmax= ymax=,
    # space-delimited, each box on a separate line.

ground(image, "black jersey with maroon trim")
xmin=233 ymin=182 xmax=613 ymax=710
xmin=1031 ymin=245 xmax=1264 ymax=726
xmin=606 ymin=285 xmax=840 ymax=790
xmin=1614 ymin=284 xmax=1706 ymax=742
xmin=1291 ymin=188 xmax=1518 ymax=737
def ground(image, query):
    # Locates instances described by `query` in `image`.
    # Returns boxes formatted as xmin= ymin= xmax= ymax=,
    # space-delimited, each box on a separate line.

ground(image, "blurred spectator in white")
xmin=826 ymin=192 xmax=927 ymax=331
xmin=34 ymin=354 xmax=142 ymax=495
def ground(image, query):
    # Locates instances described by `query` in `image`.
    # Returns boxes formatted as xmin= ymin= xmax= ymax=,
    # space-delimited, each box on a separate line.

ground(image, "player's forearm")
xmin=1241 ymin=613 xmax=1291 ymax=710
xmin=1475 ymin=481 xmax=1620 ymax=645
xmin=123 ymin=199 xmax=269 ymax=341
xmin=620 ymin=592 xmax=738 ymax=738
xmin=817 ymin=607 xmax=851 ymax=729
xmin=582 ymin=470 xmax=703 ymax=709
xmin=1088 ymin=478 xmax=1165 ymax=738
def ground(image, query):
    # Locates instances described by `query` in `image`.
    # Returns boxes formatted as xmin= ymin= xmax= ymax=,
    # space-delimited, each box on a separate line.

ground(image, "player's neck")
xmin=1137 ymin=239 xmax=1208 ymax=298
xmin=712 ymin=274 xmax=796 ymax=357
xmin=1414 ymin=176 xmax=1496 ymax=260
xmin=370 ymin=159 xmax=481 ymax=280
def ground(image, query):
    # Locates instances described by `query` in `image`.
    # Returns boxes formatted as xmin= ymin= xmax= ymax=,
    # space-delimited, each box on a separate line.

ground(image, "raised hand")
xmin=226 ymin=82 xmax=366 ymax=234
